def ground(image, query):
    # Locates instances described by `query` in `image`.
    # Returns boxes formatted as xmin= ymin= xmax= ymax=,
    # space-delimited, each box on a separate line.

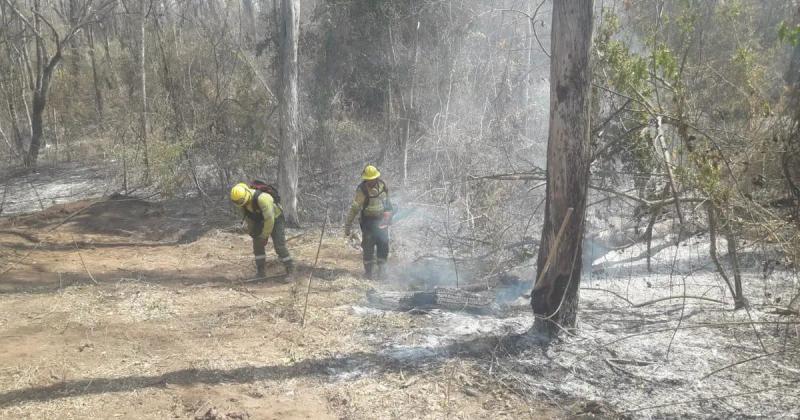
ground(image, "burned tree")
xmin=531 ymin=0 xmax=593 ymax=336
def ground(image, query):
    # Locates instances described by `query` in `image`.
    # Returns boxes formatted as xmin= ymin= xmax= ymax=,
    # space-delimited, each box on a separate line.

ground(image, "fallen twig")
xmin=580 ymin=287 xmax=634 ymax=306
xmin=700 ymin=350 xmax=787 ymax=381
xmin=25 ymin=178 xmax=46 ymax=211
xmin=600 ymin=320 xmax=800 ymax=348
xmin=606 ymin=358 xmax=655 ymax=367
xmin=72 ymin=236 xmax=98 ymax=285
xmin=0 ymin=242 xmax=43 ymax=278
xmin=623 ymin=381 xmax=800 ymax=414
xmin=632 ymin=295 xmax=727 ymax=308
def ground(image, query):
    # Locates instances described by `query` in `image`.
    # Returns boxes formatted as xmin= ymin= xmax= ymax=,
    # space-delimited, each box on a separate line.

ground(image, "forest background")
xmin=1 ymin=0 xmax=800 ymax=317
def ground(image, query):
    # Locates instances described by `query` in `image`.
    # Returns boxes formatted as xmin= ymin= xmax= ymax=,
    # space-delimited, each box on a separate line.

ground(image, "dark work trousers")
xmin=250 ymin=213 xmax=292 ymax=274
xmin=360 ymin=217 xmax=389 ymax=276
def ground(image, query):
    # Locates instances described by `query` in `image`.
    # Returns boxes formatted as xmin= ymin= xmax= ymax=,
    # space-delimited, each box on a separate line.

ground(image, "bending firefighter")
xmin=344 ymin=165 xmax=393 ymax=279
xmin=230 ymin=182 xmax=294 ymax=278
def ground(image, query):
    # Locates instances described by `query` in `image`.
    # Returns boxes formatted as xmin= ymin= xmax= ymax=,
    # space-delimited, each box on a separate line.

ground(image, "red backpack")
xmin=248 ymin=180 xmax=281 ymax=205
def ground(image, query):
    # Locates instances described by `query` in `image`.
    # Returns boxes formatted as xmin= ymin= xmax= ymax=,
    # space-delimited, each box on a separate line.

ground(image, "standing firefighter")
xmin=230 ymin=182 xmax=294 ymax=278
xmin=344 ymin=165 xmax=393 ymax=279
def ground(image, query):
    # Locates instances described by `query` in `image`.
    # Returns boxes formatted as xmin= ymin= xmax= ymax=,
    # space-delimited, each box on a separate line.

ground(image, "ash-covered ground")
xmin=349 ymin=228 xmax=800 ymax=418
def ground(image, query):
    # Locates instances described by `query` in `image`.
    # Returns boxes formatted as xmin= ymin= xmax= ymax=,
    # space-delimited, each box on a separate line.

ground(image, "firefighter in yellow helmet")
xmin=230 ymin=182 xmax=294 ymax=278
xmin=344 ymin=165 xmax=393 ymax=279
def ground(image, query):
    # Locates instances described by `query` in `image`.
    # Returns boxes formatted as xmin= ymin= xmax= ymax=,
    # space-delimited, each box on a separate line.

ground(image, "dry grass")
xmin=0 ymin=198 xmax=557 ymax=419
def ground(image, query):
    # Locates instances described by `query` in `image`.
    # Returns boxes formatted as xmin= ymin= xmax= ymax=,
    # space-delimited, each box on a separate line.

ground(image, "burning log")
xmin=366 ymin=288 xmax=500 ymax=314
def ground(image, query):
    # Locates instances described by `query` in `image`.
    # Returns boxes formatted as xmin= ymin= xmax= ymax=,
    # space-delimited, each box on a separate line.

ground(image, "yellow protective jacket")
xmin=242 ymin=189 xmax=282 ymax=239
xmin=346 ymin=180 xmax=393 ymax=228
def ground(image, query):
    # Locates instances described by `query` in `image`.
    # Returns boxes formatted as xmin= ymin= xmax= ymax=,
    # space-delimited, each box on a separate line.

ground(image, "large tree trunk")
xmin=277 ymin=0 xmax=300 ymax=226
xmin=26 ymin=92 xmax=46 ymax=168
xmin=531 ymin=0 xmax=593 ymax=337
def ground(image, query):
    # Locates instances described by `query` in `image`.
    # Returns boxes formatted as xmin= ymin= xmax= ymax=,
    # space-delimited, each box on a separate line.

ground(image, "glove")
xmin=262 ymin=238 xmax=269 ymax=246
xmin=344 ymin=226 xmax=351 ymax=237
xmin=379 ymin=211 xmax=393 ymax=229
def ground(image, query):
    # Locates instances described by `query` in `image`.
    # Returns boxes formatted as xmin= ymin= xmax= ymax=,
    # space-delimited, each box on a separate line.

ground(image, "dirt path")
xmin=0 ymin=196 xmax=556 ymax=419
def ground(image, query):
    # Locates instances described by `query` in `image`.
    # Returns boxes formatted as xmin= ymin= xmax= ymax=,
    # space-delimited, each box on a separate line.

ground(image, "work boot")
xmin=376 ymin=262 xmax=387 ymax=281
xmin=283 ymin=260 xmax=295 ymax=275
xmin=256 ymin=264 xmax=266 ymax=279
xmin=364 ymin=262 xmax=375 ymax=280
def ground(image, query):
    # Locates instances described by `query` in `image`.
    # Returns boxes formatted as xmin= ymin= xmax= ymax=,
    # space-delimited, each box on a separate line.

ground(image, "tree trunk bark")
xmin=524 ymin=16 xmax=533 ymax=136
xmin=154 ymin=13 xmax=183 ymax=135
xmin=26 ymin=50 xmax=60 ymax=169
xmin=4 ymin=90 xmax=25 ymax=157
xmin=277 ymin=0 xmax=300 ymax=226
xmin=241 ymin=0 xmax=256 ymax=45
xmin=724 ymin=222 xmax=745 ymax=309
xmin=706 ymin=202 xmax=741 ymax=307
xmin=140 ymin=0 xmax=150 ymax=180
xmin=88 ymin=26 xmax=104 ymax=124
xmin=402 ymin=18 xmax=421 ymax=187
xmin=26 ymin=92 xmax=46 ymax=168
xmin=531 ymin=0 xmax=593 ymax=337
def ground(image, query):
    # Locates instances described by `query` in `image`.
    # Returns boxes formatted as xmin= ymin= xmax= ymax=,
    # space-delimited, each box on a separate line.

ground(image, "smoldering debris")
xmin=366 ymin=288 xmax=499 ymax=314
xmin=366 ymin=256 xmax=532 ymax=314
xmin=353 ymin=235 xmax=800 ymax=418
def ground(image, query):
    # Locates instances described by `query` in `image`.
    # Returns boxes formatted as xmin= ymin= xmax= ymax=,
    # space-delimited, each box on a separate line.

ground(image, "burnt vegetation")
xmin=1 ymin=0 xmax=800 ymax=418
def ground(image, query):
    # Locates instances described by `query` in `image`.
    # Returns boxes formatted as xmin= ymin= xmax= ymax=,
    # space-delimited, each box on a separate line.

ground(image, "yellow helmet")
xmin=230 ymin=183 xmax=252 ymax=207
xmin=361 ymin=165 xmax=380 ymax=181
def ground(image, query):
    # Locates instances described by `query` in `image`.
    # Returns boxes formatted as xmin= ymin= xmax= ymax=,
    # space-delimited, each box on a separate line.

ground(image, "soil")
xmin=0 ymin=193 xmax=561 ymax=419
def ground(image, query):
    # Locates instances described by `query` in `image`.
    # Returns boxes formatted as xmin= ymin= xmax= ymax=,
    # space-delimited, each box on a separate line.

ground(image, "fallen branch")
xmin=768 ymin=308 xmax=800 ymax=316
xmin=367 ymin=288 xmax=497 ymax=313
xmin=632 ymin=295 xmax=727 ymax=308
xmin=600 ymin=320 xmax=800 ymax=348
xmin=700 ymin=350 xmax=787 ymax=381
xmin=580 ymin=287 xmax=634 ymax=306
xmin=0 ymin=229 xmax=40 ymax=243
xmin=624 ymin=381 xmax=800 ymax=414
xmin=606 ymin=358 xmax=655 ymax=367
